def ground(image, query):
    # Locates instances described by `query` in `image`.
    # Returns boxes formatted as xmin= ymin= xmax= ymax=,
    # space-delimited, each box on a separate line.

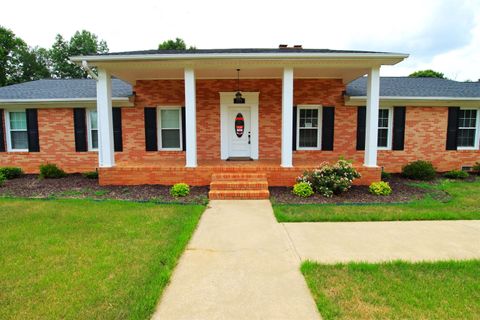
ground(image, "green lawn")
xmin=0 ymin=198 xmax=204 ymax=319
xmin=274 ymin=179 xmax=480 ymax=222
xmin=302 ymin=260 xmax=480 ymax=320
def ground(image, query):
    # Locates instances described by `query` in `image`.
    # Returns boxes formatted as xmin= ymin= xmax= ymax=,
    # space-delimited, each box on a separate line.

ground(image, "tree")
xmin=0 ymin=26 xmax=49 ymax=86
xmin=409 ymin=69 xmax=446 ymax=79
xmin=158 ymin=38 xmax=196 ymax=50
xmin=50 ymin=30 xmax=109 ymax=78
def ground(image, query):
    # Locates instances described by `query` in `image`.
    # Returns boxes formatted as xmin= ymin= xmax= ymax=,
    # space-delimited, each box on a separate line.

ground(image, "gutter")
xmin=82 ymin=60 xmax=98 ymax=80
xmin=347 ymin=96 xmax=480 ymax=101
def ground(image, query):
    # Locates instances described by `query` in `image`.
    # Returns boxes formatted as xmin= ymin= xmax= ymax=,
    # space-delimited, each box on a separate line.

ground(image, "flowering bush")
xmin=292 ymin=182 xmax=314 ymax=198
xmin=369 ymin=181 xmax=392 ymax=196
xmin=297 ymin=159 xmax=361 ymax=197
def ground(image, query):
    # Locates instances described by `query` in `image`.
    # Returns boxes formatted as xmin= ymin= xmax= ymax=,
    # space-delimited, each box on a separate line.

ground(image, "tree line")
xmin=1 ymin=26 xmax=195 ymax=87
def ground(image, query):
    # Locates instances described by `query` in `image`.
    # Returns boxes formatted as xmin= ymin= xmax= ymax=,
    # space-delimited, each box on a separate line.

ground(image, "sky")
xmin=1 ymin=0 xmax=479 ymax=81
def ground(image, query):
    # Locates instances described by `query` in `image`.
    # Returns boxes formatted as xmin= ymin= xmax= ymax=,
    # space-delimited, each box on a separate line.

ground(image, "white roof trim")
xmin=71 ymin=52 xmax=409 ymax=63
xmin=0 ymin=97 xmax=130 ymax=103
xmin=348 ymin=96 xmax=480 ymax=101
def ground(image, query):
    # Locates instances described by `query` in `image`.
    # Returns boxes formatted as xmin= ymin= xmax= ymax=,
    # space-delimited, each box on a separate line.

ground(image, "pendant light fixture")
xmin=233 ymin=68 xmax=245 ymax=104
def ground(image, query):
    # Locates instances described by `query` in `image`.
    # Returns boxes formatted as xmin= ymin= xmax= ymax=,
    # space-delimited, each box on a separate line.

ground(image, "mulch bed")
xmin=0 ymin=174 xmax=209 ymax=204
xmin=270 ymin=175 xmax=445 ymax=204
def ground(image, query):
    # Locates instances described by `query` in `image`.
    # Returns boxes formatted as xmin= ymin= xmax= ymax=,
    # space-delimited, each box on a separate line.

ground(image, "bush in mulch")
xmin=0 ymin=167 xmax=24 ymax=179
xmin=39 ymin=163 xmax=67 ymax=179
xmin=0 ymin=174 xmax=209 ymax=204
xmin=444 ymin=170 xmax=469 ymax=180
xmin=401 ymin=160 xmax=436 ymax=181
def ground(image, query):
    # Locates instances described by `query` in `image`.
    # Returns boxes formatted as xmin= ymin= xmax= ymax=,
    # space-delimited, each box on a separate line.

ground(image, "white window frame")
xmin=157 ymin=106 xmax=183 ymax=151
xmin=296 ymin=105 xmax=322 ymax=151
xmin=377 ymin=107 xmax=393 ymax=150
xmin=457 ymin=107 xmax=480 ymax=150
xmin=86 ymin=109 xmax=98 ymax=151
xmin=5 ymin=109 xmax=29 ymax=152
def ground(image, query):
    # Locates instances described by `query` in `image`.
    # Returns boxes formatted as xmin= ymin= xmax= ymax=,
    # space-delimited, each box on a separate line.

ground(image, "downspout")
xmin=82 ymin=60 xmax=98 ymax=80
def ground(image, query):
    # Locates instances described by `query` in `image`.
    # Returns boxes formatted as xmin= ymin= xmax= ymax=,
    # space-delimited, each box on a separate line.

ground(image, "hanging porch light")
xmin=233 ymin=69 xmax=245 ymax=104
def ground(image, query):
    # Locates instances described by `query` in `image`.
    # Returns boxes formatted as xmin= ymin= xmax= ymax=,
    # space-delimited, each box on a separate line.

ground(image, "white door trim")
xmin=220 ymin=92 xmax=259 ymax=160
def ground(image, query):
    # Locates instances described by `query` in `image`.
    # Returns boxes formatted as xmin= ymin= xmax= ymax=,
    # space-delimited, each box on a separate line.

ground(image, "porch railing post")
xmin=97 ymin=68 xmax=115 ymax=167
xmin=364 ymin=66 xmax=380 ymax=167
xmin=184 ymin=67 xmax=197 ymax=167
xmin=281 ymin=67 xmax=294 ymax=167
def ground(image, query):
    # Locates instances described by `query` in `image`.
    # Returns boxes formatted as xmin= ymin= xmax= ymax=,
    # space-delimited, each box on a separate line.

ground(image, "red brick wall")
xmin=1 ymin=79 xmax=478 ymax=177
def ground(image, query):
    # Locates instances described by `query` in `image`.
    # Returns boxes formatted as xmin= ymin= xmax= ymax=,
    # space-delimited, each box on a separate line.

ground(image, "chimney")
xmin=279 ymin=44 xmax=288 ymax=49
xmin=293 ymin=45 xmax=303 ymax=49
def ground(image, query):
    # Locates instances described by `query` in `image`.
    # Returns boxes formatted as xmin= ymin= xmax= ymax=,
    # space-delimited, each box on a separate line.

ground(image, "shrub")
xmin=369 ymin=181 xmax=392 ymax=196
xmin=297 ymin=159 xmax=361 ymax=197
xmin=401 ymin=160 xmax=436 ymax=181
xmin=444 ymin=170 xmax=469 ymax=179
xmin=292 ymin=182 xmax=314 ymax=198
xmin=39 ymin=163 xmax=67 ymax=179
xmin=381 ymin=171 xmax=392 ymax=181
xmin=170 ymin=183 xmax=190 ymax=197
xmin=0 ymin=167 xmax=23 ymax=179
xmin=473 ymin=162 xmax=480 ymax=171
xmin=0 ymin=173 xmax=6 ymax=186
xmin=82 ymin=171 xmax=98 ymax=179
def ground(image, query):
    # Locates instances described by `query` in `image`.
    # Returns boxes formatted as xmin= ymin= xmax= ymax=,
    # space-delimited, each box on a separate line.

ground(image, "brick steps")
xmin=209 ymin=173 xmax=270 ymax=200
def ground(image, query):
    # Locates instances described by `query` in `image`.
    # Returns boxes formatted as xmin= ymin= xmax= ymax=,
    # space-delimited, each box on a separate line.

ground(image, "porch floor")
xmin=99 ymin=159 xmax=381 ymax=187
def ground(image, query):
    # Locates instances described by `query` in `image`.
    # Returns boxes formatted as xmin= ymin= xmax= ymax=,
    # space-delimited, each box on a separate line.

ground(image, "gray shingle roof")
xmin=0 ymin=79 xmax=132 ymax=100
xmin=91 ymin=48 xmax=396 ymax=56
xmin=1 ymin=77 xmax=479 ymax=101
xmin=347 ymin=77 xmax=480 ymax=98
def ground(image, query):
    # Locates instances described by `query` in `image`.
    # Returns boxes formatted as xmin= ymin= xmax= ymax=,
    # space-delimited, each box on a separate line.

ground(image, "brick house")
xmin=0 ymin=47 xmax=479 ymax=199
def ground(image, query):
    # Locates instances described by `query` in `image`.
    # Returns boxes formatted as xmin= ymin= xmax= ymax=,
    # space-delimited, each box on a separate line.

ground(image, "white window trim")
xmin=296 ymin=105 xmax=322 ymax=151
xmin=457 ymin=107 xmax=480 ymax=150
xmin=5 ymin=110 xmax=28 ymax=152
xmin=377 ymin=107 xmax=393 ymax=150
xmin=157 ymin=106 xmax=183 ymax=151
xmin=86 ymin=109 xmax=98 ymax=151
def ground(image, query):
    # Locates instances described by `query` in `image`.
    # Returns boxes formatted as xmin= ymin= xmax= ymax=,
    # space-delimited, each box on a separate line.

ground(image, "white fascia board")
xmin=0 ymin=97 xmax=130 ymax=103
xmin=71 ymin=52 xmax=409 ymax=63
xmin=348 ymin=96 xmax=480 ymax=101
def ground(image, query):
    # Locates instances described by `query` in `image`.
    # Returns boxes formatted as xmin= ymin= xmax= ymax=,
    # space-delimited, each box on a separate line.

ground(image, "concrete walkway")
xmin=284 ymin=220 xmax=480 ymax=263
xmin=152 ymin=200 xmax=320 ymax=320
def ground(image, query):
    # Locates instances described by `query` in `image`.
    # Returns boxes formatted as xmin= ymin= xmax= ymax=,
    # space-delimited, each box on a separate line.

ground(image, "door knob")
xmin=248 ymin=132 xmax=251 ymax=144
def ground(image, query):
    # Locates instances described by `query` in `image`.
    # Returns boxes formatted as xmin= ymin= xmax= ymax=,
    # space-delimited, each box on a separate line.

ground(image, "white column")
xmin=184 ymin=67 xmax=197 ymax=167
xmin=96 ymin=68 xmax=115 ymax=167
xmin=281 ymin=67 xmax=294 ymax=167
xmin=364 ymin=66 xmax=380 ymax=167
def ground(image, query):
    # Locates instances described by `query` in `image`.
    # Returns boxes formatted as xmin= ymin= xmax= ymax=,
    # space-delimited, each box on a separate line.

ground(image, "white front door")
xmin=228 ymin=107 xmax=251 ymax=158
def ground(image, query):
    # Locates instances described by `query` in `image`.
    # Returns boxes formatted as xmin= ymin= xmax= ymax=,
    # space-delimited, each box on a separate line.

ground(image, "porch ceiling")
xmin=81 ymin=59 xmax=400 ymax=84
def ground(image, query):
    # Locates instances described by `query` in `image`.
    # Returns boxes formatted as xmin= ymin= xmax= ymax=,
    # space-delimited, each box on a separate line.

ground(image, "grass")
xmin=301 ymin=260 xmax=480 ymax=320
xmin=0 ymin=198 xmax=205 ymax=319
xmin=274 ymin=179 xmax=480 ymax=222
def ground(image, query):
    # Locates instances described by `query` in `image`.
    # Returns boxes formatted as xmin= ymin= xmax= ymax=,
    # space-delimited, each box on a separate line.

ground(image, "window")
xmin=87 ymin=109 xmax=98 ymax=150
xmin=6 ymin=111 xmax=28 ymax=151
xmin=297 ymin=106 xmax=321 ymax=149
xmin=158 ymin=107 xmax=182 ymax=150
xmin=377 ymin=108 xmax=392 ymax=149
xmin=457 ymin=109 xmax=479 ymax=149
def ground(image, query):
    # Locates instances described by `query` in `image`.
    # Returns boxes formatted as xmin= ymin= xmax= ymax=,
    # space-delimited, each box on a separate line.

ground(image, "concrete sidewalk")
xmin=284 ymin=220 xmax=480 ymax=263
xmin=152 ymin=200 xmax=320 ymax=320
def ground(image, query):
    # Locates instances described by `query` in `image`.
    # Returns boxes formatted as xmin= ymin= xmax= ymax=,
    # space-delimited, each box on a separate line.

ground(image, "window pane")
xmin=161 ymin=109 xmax=180 ymax=129
xmin=9 ymin=112 xmax=27 ymax=130
xmin=378 ymin=109 xmax=389 ymax=128
xmin=457 ymin=129 xmax=476 ymax=147
xmin=378 ymin=128 xmax=388 ymax=147
xmin=11 ymin=131 xmax=28 ymax=149
xmin=299 ymin=109 xmax=318 ymax=128
xmin=91 ymin=129 xmax=98 ymax=149
xmin=299 ymin=129 xmax=318 ymax=148
xmin=90 ymin=110 xmax=98 ymax=129
xmin=458 ymin=110 xmax=477 ymax=128
xmin=162 ymin=129 xmax=180 ymax=148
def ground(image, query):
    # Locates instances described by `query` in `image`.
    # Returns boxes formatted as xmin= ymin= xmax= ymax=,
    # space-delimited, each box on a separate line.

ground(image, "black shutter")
xmin=181 ymin=107 xmax=186 ymax=151
xmin=322 ymin=107 xmax=335 ymax=150
xmin=112 ymin=107 xmax=123 ymax=152
xmin=0 ymin=109 xmax=5 ymax=152
xmin=26 ymin=109 xmax=39 ymax=152
xmin=446 ymin=107 xmax=459 ymax=150
xmin=73 ymin=108 xmax=87 ymax=152
xmin=356 ymin=106 xmax=366 ymax=150
xmin=292 ymin=106 xmax=297 ymax=150
xmin=144 ymin=107 xmax=157 ymax=151
xmin=392 ymin=107 xmax=406 ymax=150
